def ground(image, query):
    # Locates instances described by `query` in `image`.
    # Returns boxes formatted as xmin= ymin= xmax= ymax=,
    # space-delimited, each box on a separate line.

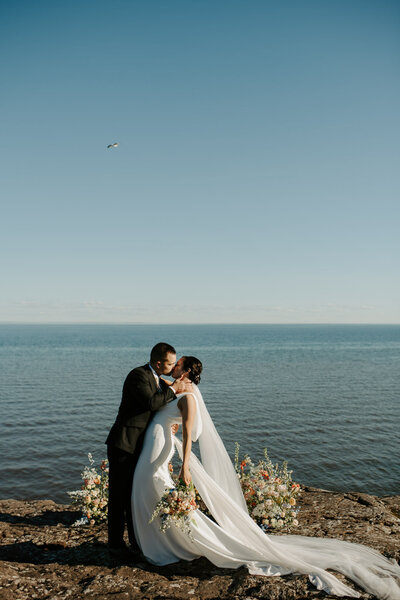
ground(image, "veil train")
xmin=173 ymin=386 xmax=400 ymax=600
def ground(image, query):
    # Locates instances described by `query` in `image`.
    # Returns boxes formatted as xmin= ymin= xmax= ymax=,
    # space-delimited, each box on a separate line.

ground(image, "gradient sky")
xmin=1 ymin=0 xmax=399 ymax=323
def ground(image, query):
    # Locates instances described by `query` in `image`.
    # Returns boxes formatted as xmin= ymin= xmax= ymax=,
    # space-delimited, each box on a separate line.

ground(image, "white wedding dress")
xmin=132 ymin=386 xmax=400 ymax=599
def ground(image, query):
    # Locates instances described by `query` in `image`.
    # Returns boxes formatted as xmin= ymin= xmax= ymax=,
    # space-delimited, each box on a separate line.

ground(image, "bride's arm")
xmin=177 ymin=394 xmax=196 ymax=486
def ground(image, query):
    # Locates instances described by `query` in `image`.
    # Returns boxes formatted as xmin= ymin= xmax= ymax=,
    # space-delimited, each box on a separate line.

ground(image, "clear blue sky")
xmin=1 ymin=0 xmax=399 ymax=323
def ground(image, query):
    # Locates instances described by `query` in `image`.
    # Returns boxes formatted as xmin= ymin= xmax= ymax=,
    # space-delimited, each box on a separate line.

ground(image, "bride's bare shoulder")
xmin=177 ymin=393 xmax=196 ymax=412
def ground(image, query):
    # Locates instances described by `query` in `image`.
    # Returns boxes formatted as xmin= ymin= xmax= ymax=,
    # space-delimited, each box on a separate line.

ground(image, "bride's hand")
xmin=179 ymin=466 xmax=192 ymax=486
xmin=173 ymin=374 xmax=193 ymax=395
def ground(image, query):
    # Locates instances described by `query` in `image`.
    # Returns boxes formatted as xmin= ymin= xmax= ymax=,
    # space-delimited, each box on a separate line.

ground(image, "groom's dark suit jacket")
xmin=106 ymin=364 xmax=176 ymax=455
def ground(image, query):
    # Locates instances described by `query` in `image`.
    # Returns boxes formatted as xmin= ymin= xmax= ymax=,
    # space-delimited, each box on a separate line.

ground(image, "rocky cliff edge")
xmin=0 ymin=488 xmax=399 ymax=600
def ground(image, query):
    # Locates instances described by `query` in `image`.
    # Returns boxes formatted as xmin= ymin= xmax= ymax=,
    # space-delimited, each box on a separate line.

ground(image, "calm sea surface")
xmin=0 ymin=324 xmax=399 ymax=502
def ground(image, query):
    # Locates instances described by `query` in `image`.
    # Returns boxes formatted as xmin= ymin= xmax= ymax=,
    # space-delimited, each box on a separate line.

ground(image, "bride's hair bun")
xmin=191 ymin=370 xmax=201 ymax=385
xmin=182 ymin=356 xmax=202 ymax=385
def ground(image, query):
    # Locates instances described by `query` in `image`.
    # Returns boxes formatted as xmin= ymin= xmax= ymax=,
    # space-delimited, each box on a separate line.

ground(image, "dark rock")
xmin=0 ymin=490 xmax=399 ymax=599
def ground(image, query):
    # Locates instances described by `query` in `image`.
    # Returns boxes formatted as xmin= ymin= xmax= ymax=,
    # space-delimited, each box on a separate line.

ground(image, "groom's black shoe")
xmin=128 ymin=538 xmax=141 ymax=553
xmin=108 ymin=542 xmax=143 ymax=562
xmin=108 ymin=542 xmax=131 ymax=559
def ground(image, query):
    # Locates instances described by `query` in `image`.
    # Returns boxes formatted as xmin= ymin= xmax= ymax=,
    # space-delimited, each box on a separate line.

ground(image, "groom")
xmin=105 ymin=342 xmax=192 ymax=554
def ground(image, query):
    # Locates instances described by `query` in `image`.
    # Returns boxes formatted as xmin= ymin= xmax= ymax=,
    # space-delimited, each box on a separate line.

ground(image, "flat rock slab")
xmin=0 ymin=489 xmax=399 ymax=600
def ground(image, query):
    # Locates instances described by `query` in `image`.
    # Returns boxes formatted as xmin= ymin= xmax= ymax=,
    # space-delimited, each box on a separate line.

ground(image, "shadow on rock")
xmin=0 ymin=509 xmax=81 ymax=527
xmin=1 ymin=540 xmax=117 ymax=566
xmin=0 ymin=539 xmax=219 ymax=580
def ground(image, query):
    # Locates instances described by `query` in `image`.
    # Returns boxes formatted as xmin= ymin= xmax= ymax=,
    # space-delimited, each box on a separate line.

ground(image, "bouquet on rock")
xmin=235 ymin=443 xmax=301 ymax=531
xmin=67 ymin=446 xmax=301 ymax=533
xmin=67 ymin=453 xmax=109 ymax=526
xmin=149 ymin=476 xmax=198 ymax=540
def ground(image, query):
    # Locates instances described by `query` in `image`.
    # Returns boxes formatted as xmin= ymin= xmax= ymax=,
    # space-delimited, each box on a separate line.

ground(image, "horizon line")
xmin=0 ymin=322 xmax=399 ymax=326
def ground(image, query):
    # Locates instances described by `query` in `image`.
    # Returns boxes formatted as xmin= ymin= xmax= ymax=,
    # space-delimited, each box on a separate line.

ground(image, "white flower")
xmin=72 ymin=517 xmax=89 ymax=527
xmin=252 ymin=505 xmax=264 ymax=517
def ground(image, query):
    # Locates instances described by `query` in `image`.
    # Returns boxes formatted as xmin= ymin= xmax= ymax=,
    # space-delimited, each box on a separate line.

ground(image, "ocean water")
xmin=0 ymin=324 xmax=399 ymax=503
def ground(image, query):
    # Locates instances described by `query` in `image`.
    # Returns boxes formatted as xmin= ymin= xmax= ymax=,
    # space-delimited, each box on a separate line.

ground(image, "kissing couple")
xmin=106 ymin=342 xmax=400 ymax=599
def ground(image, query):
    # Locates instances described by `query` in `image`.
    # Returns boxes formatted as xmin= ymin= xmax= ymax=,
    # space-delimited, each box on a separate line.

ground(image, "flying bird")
xmin=107 ymin=142 xmax=119 ymax=149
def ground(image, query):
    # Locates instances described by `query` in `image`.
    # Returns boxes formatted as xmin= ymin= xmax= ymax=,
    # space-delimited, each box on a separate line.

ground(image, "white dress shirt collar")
xmin=148 ymin=363 xmax=160 ymax=386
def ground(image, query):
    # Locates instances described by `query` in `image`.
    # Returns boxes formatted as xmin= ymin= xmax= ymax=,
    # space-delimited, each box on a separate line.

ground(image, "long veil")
xmin=174 ymin=385 xmax=400 ymax=600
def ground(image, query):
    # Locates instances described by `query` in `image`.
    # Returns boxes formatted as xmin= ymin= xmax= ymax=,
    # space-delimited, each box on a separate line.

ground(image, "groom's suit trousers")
xmin=107 ymin=443 xmax=143 ymax=549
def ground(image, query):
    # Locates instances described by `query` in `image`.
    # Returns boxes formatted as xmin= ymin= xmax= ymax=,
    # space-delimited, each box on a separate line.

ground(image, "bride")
xmin=131 ymin=356 xmax=400 ymax=600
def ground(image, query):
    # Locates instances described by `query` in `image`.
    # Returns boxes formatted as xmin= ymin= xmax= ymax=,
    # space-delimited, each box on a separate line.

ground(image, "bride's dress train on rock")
xmin=132 ymin=386 xmax=400 ymax=600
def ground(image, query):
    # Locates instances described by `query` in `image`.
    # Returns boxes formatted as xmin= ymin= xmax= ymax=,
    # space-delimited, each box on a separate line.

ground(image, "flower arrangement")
xmin=149 ymin=478 xmax=198 ymax=540
xmin=67 ymin=445 xmax=301 ymax=534
xmin=68 ymin=453 xmax=109 ymax=526
xmin=234 ymin=443 xmax=301 ymax=531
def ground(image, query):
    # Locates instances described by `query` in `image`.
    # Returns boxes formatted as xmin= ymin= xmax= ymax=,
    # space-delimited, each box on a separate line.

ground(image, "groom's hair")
xmin=150 ymin=342 xmax=176 ymax=363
